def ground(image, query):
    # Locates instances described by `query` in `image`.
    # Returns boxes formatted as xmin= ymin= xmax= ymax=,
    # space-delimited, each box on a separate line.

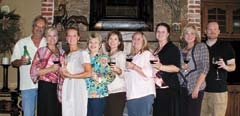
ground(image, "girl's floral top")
xmin=85 ymin=53 xmax=115 ymax=98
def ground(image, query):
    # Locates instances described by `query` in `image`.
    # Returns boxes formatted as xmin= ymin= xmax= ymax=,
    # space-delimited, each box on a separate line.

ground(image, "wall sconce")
xmin=172 ymin=22 xmax=181 ymax=33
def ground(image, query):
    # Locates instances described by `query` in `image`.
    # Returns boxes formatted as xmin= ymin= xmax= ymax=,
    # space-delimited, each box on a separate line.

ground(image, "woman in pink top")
xmin=30 ymin=27 xmax=65 ymax=116
xmin=125 ymin=31 xmax=155 ymax=116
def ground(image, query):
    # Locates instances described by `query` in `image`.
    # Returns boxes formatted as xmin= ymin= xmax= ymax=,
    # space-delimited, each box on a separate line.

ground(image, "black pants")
xmin=37 ymin=80 xmax=62 ymax=116
xmin=153 ymin=88 xmax=180 ymax=116
xmin=179 ymin=87 xmax=204 ymax=116
xmin=104 ymin=92 xmax=126 ymax=116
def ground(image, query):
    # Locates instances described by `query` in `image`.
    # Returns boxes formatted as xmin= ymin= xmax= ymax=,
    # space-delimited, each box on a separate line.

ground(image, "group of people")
xmin=10 ymin=15 xmax=236 ymax=116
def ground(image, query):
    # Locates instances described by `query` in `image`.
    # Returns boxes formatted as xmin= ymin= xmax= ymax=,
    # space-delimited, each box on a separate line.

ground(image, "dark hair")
xmin=66 ymin=27 xmax=80 ymax=36
xmin=105 ymin=30 xmax=124 ymax=52
xmin=32 ymin=15 xmax=48 ymax=27
xmin=155 ymin=22 xmax=171 ymax=33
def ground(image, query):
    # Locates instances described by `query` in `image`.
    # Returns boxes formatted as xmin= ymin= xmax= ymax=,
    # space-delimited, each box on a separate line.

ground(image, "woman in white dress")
xmin=60 ymin=27 xmax=92 ymax=116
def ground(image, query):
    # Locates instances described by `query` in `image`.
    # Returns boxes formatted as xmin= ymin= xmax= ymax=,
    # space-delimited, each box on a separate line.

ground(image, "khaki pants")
xmin=200 ymin=92 xmax=228 ymax=116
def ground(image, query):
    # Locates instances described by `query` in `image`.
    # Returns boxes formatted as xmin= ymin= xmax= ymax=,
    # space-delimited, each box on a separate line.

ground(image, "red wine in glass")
xmin=184 ymin=59 xmax=190 ymax=64
xmin=125 ymin=55 xmax=133 ymax=72
xmin=182 ymin=52 xmax=190 ymax=64
xmin=182 ymin=54 xmax=190 ymax=72
xmin=109 ymin=57 xmax=116 ymax=65
xmin=126 ymin=58 xmax=133 ymax=62
xmin=150 ymin=60 xmax=158 ymax=64
xmin=108 ymin=62 xmax=116 ymax=65
xmin=53 ymin=61 xmax=60 ymax=64
xmin=53 ymin=60 xmax=61 ymax=66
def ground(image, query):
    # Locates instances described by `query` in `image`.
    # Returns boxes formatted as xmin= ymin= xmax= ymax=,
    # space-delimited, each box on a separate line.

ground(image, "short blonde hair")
xmin=180 ymin=24 xmax=201 ymax=47
xmin=87 ymin=32 xmax=103 ymax=53
xmin=45 ymin=27 xmax=58 ymax=37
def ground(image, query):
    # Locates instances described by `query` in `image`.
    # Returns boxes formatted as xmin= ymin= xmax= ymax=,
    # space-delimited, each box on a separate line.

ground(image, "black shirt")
xmin=205 ymin=40 xmax=235 ymax=92
xmin=157 ymin=41 xmax=181 ymax=90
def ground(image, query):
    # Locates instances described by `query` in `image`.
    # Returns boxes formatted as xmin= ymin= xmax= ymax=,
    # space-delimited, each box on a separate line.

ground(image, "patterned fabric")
xmin=30 ymin=46 xmax=65 ymax=102
xmin=85 ymin=53 xmax=115 ymax=98
xmin=178 ymin=43 xmax=209 ymax=94
xmin=30 ymin=46 xmax=65 ymax=83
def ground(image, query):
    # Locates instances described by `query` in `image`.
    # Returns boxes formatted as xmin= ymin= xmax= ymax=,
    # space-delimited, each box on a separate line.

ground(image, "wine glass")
xmin=53 ymin=57 xmax=61 ymax=66
xmin=149 ymin=55 xmax=158 ymax=64
xmin=182 ymin=53 xmax=190 ymax=72
xmin=125 ymin=55 xmax=133 ymax=72
xmin=53 ymin=60 xmax=60 ymax=64
xmin=108 ymin=57 xmax=116 ymax=66
xmin=212 ymin=57 xmax=221 ymax=80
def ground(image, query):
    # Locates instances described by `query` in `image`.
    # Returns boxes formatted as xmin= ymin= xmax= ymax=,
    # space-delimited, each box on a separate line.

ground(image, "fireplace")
xmin=89 ymin=0 xmax=153 ymax=31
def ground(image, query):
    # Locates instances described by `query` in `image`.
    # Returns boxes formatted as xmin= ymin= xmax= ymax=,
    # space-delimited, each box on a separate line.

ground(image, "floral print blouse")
xmin=85 ymin=53 xmax=115 ymax=98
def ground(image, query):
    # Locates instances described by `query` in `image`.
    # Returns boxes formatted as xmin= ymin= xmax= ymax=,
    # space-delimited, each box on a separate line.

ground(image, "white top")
xmin=125 ymin=50 xmax=155 ymax=100
xmin=62 ymin=50 xmax=90 ymax=116
xmin=108 ymin=51 xmax=126 ymax=94
xmin=11 ymin=36 xmax=46 ymax=90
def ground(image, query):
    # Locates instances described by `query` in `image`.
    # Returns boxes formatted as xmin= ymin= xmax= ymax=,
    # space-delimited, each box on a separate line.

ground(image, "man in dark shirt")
xmin=200 ymin=22 xmax=236 ymax=116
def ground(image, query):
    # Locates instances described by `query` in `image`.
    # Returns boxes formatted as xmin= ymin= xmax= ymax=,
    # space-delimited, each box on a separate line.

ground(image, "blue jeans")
xmin=87 ymin=98 xmax=106 ymax=116
xmin=21 ymin=88 xmax=38 ymax=116
xmin=127 ymin=95 xmax=154 ymax=116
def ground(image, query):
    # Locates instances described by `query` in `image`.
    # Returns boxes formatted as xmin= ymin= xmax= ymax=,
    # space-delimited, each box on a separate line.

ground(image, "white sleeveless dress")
xmin=62 ymin=50 xmax=90 ymax=116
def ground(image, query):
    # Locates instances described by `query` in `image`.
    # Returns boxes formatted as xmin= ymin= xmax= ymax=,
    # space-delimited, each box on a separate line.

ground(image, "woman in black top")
xmin=152 ymin=23 xmax=181 ymax=116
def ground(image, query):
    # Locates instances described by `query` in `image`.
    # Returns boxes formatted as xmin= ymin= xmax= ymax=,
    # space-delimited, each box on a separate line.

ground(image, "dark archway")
xmin=89 ymin=0 xmax=153 ymax=31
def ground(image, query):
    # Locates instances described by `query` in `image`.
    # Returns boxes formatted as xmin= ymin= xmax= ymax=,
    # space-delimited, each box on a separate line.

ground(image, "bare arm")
xmin=126 ymin=62 xmax=147 ymax=77
xmin=154 ymin=62 xmax=180 ymax=73
xmin=222 ymin=59 xmax=236 ymax=72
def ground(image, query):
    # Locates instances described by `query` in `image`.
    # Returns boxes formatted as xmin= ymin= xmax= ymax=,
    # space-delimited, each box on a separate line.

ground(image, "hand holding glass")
xmin=125 ymin=55 xmax=133 ymax=72
xmin=108 ymin=57 xmax=116 ymax=66
xmin=212 ymin=57 xmax=221 ymax=80
xmin=150 ymin=55 xmax=158 ymax=64
xmin=182 ymin=53 xmax=190 ymax=72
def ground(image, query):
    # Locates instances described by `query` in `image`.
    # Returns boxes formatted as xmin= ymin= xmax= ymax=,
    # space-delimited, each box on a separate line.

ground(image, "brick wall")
xmin=41 ymin=0 xmax=54 ymax=25
xmin=187 ymin=0 xmax=201 ymax=30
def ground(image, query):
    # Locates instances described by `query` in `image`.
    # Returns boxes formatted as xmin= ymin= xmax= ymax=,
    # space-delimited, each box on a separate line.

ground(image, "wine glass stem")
xmin=216 ymin=69 xmax=220 ymax=80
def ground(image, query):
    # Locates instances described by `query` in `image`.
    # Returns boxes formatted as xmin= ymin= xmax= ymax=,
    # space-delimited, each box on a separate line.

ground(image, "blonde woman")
xmin=61 ymin=27 xmax=92 ymax=116
xmin=85 ymin=32 xmax=115 ymax=116
xmin=125 ymin=31 xmax=155 ymax=116
xmin=30 ymin=27 xmax=65 ymax=116
xmin=178 ymin=24 xmax=209 ymax=116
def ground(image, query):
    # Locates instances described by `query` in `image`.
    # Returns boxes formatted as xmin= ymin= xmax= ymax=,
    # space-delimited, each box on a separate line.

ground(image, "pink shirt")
xmin=124 ymin=50 xmax=156 ymax=100
xmin=30 ymin=46 xmax=65 ymax=83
